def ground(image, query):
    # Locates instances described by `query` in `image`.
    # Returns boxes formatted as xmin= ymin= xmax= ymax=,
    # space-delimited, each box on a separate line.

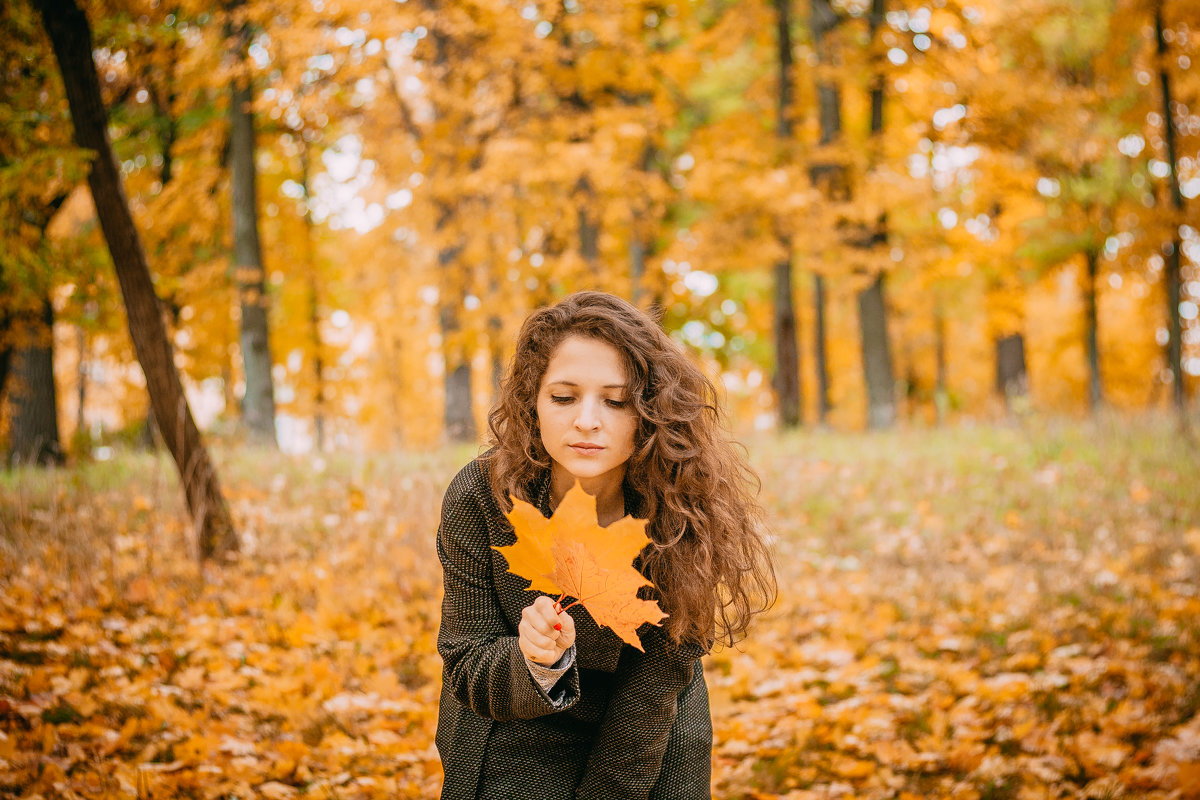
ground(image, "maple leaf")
xmin=494 ymin=482 xmax=667 ymax=651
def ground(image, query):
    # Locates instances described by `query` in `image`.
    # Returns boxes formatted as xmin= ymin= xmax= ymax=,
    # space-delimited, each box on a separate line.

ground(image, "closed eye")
xmin=550 ymin=395 xmax=574 ymax=404
xmin=605 ymin=399 xmax=628 ymax=409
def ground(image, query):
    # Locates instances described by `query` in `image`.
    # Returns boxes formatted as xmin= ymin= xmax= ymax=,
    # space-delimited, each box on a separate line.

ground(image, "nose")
xmin=574 ymin=397 xmax=601 ymax=431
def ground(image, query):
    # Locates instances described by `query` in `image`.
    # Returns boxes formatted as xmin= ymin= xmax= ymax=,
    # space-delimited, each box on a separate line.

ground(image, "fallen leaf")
xmin=1179 ymin=761 xmax=1200 ymax=799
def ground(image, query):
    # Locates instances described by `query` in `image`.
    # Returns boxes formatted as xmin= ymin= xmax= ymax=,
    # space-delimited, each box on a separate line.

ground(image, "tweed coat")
xmin=435 ymin=456 xmax=712 ymax=800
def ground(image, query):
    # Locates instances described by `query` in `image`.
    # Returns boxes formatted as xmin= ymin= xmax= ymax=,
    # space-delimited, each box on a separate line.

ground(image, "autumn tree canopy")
xmin=2 ymin=0 xmax=1198 ymax=452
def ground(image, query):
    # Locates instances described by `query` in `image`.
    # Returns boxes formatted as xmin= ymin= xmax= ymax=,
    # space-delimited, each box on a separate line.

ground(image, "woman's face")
xmin=536 ymin=335 xmax=637 ymax=493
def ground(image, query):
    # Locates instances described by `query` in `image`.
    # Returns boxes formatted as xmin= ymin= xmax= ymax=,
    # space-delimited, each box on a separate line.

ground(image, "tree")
xmin=773 ymin=0 xmax=803 ymax=428
xmin=227 ymin=10 xmax=278 ymax=445
xmin=0 ymin=1 xmax=82 ymax=463
xmin=857 ymin=0 xmax=897 ymax=429
xmin=34 ymin=0 xmax=237 ymax=559
xmin=808 ymin=0 xmax=843 ymax=425
xmin=6 ymin=294 xmax=62 ymax=466
xmin=1154 ymin=0 xmax=1187 ymax=416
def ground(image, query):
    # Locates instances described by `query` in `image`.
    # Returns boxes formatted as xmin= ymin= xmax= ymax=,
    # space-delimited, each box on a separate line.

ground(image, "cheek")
xmin=535 ymin=402 xmax=558 ymax=436
xmin=618 ymin=416 xmax=638 ymax=453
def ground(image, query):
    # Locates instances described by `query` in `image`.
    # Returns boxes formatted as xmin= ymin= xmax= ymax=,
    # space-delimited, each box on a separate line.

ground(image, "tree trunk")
xmin=934 ymin=300 xmax=948 ymax=424
xmin=35 ymin=0 xmax=237 ymax=558
xmin=0 ymin=311 xmax=11 ymax=414
xmin=630 ymin=143 xmax=655 ymax=306
xmin=229 ymin=30 xmax=277 ymax=445
xmin=1156 ymin=2 xmax=1186 ymax=414
xmin=809 ymin=0 xmax=841 ymax=424
xmin=995 ymin=333 xmax=1028 ymax=409
xmin=6 ymin=297 xmax=62 ymax=466
xmin=299 ymin=145 xmax=325 ymax=452
xmin=858 ymin=274 xmax=895 ymax=427
xmin=139 ymin=52 xmax=181 ymax=451
xmin=773 ymin=0 xmax=802 ymax=428
xmin=630 ymin=237 xmax=646 ymax=305
xmin=814 ymin=274 xmax=831 ymax=424
xmin=76 ymin=324 xmax=86 ymax=444
xmin=441 ymin=299 xmax=475 ymax=443
xmin=1083 ymin=249 xmax=1103 ymax=411
xmin=309 ymin=275 xmax=325 ymax=451
xmin=575 ymin=175 xmax=601 ymax=279
xmin=773 ymin=259 xmax=801 ymax=427
xmin=857 ymin=0 xmax=897 ymax=428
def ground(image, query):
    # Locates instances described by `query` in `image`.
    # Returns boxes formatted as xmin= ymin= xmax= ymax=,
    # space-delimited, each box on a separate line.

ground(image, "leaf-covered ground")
xmin=1 ymin=415 xmax=1198 ymax=799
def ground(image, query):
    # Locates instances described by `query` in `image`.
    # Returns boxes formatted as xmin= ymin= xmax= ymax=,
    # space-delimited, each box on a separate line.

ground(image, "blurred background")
xmin=5 ymin=5 xmax=1200 ymax=797
xmin=2 ymin=0 xmax=1198 ymax=460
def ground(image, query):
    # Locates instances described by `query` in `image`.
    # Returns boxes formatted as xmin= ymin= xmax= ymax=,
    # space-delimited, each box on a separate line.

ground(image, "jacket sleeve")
xmin=574 ymin=625 xmax=707 ymax=799
xmin=436 ymin=474 xmax=581 ymax=721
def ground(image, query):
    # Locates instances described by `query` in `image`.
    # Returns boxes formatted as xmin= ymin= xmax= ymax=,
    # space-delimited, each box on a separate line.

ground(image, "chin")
xmin=556 ymin=457 xmax=616 ymax=481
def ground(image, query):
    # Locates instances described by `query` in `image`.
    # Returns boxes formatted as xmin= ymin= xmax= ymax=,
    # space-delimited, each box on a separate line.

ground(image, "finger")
xmin=521 ymin=608 xmax=555 ymax=638
xmin=532 ymin=597 xmax=563 ymax=628
xmin=549 ymin=610 xmax=574 ymax=643
xmin=520 ymin=628 xmax=563 ymax=664
xmin=519 ymin=619 xmax=557 ymax=651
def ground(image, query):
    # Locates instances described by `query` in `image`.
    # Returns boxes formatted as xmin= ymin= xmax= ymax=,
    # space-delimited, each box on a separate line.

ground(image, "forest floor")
xmin=1 ymin=413 xmax=1199 ymax=799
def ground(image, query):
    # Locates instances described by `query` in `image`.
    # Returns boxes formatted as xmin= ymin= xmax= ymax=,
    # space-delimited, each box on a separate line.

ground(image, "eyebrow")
xmin=545 ymin=380 xmax=627 ymax=389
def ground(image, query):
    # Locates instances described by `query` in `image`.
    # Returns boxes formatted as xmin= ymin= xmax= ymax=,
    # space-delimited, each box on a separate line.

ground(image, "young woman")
xmin=435 ymin=291 xmax=776 ymax=800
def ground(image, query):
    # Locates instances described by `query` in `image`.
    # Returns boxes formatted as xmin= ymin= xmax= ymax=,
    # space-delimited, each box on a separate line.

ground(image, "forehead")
xmin=542 ymin=336 xmax=627 ymax=384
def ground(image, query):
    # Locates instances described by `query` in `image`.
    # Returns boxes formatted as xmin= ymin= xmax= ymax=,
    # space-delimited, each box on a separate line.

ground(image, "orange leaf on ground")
xmin=495 ymin=481 xmax=667 ymax=650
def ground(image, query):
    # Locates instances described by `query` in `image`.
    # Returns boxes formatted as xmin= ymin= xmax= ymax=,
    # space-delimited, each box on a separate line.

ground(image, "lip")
xmin=569 ymin=443 xmax=604 ymax=454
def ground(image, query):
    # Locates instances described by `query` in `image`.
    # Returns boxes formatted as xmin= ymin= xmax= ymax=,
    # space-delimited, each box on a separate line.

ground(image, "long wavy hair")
xmin=485 ymin=291 xmax=776 ymax=648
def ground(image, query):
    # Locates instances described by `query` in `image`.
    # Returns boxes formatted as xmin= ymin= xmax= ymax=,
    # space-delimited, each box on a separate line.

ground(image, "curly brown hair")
xmin=484 ymin=291 xmax=776 ymax=648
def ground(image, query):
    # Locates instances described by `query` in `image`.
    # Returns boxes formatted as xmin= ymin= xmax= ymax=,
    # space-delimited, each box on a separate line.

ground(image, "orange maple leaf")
xmin=494 ymin=481 xmax=667 ymax=651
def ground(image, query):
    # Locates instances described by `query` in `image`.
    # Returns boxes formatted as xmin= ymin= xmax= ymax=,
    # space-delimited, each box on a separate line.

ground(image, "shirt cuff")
xmin=524 ymin=644 xmax=576 ymax=698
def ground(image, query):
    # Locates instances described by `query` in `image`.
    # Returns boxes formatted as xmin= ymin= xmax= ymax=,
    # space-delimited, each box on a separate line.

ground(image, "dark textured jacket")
xmin=435 ymin=457 xmax=712 ymax=800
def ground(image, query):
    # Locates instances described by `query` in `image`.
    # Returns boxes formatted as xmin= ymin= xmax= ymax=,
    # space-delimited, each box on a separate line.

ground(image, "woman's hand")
xmin=518 ymin=595 xmax=575 ymax=666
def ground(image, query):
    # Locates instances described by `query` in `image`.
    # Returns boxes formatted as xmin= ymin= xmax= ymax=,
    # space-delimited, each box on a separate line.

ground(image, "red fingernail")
xmin=554 ymin=623 xmax=562 ymax=631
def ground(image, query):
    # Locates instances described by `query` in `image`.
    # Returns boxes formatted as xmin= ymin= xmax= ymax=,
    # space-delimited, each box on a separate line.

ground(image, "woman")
xmin=435 ymin=291 xmax=776 ymax=800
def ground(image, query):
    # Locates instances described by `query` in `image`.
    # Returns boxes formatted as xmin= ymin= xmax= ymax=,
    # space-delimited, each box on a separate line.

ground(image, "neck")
xmin=549 ymin=467 xmax=626 ymax=526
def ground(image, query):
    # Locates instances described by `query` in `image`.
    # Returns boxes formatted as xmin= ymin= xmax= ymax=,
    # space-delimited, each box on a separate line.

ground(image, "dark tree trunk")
xmin=35 ymin=0 xmax=237 ymax=558
xmin=857 ymin=0 xmax=896 ymax=428
xmin=858 ymin=274 xmax=895 ymax=427
xmin=934 ymin=301 xmax=948 ymax=423
xmin=629 ymin=143 xmax=655 ymax=305
xmin=809 ymin=0 xmax=841 ymax=424
xmin=439 ymin=238 xmax=475 ymax=443
xmin=1156 ymin=3 xmax=1186 ymax=413
xmin=486 ymin=256 xmax=504 ymax=404
xmin=140 ymin=401 xmax=160 ymax=449
xmin=309 ymin=275 xmax=325 ymax=452
xmin=630 ymin=237 xmax=646 ymax=304
xmin=299 ymin=145 xmax=325 ymax=452
xmin=773 ymin=259 xmax=801 ymax=427
xmin=773 ymin=0 xmax=802 ymax=428
xmin=0 ymin=312 xmax=10 ymax=413
xmin=575 ymin=175 xmax=601 ymax=278
xmin=76 ymin=324 xmax=86 ymax=442
xmin=6 ymin=297 xmax=62 ymax=466
xmin=229 ymin=31 xmax=277 ymax=445
xmin=995 ymin=333 xmax=1028 ymax=407
xmin=1083 ymin=249 xmax=1103 ymax=411
xmin=814 ymin=274 xmax=831 ymax=423
xmin=441 ymin=299 xmax=475 ymax=443
xmin=427 ymin=29 xmax=475 ymax=445
xmin=140 ymin=48 xmax=181 ymax=451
